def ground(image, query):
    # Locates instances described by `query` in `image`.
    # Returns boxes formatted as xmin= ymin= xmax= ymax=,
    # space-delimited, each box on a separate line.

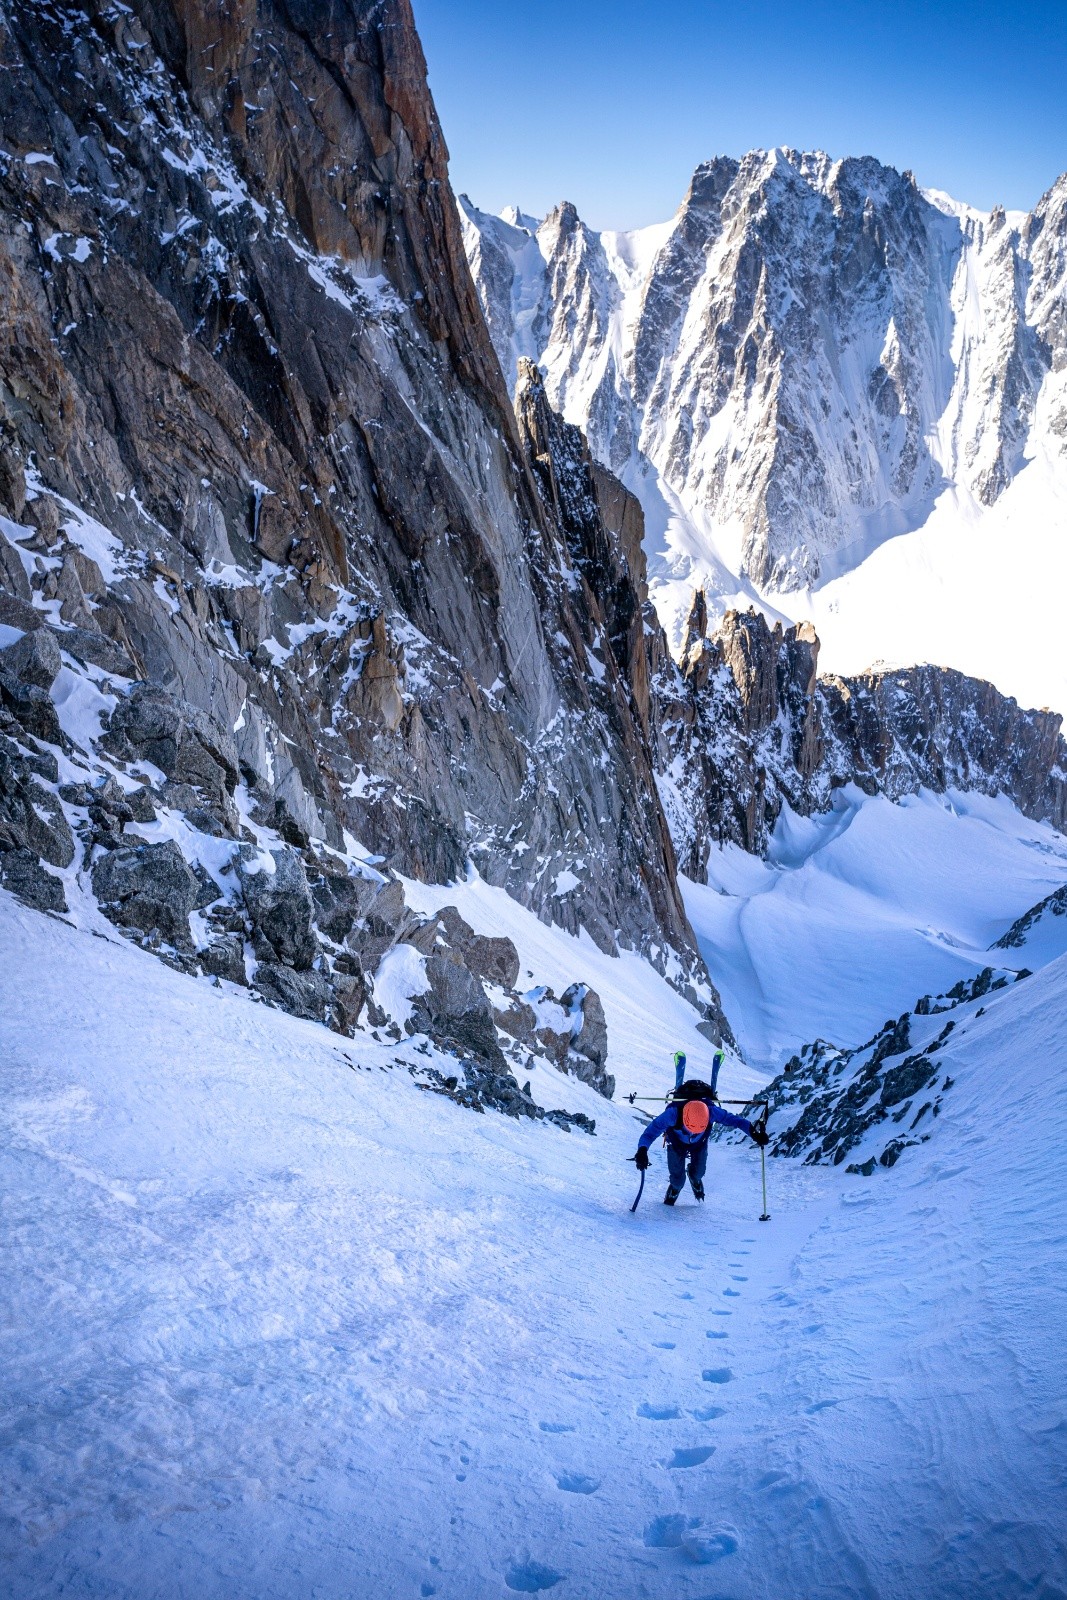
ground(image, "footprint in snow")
xmin=806 ymin=1399 xmax=839 ymax=1414
xmin=538 ymin=1422 xmax=575 ymax=1434
xmin=652 ymin=1341 xmax=676 ymax=1350
xmin=555 ymin=1472 xmax=600 ymax=1494
xmin=420 ymin=1587 xmax=437 ymax=1597
xmin=504 ymin=1560 xmax=564 ymax=1593
xmin=644 ymin=1513 xmax=700 ymax=1548
xmin=691 ymin=1405 xmax=726 ymax=1420
xmin=730 ymin=1275 xmax=748 ymax=1282
xmin=703 ymin=1368 xmax=733 ymax=1384
xmin=668 ymin=1445 xmax=716 ymax=1469
xmin=711 ymin=1309 xmax=731 ymax=1317
xmin=706 ymin=1330 xmax=728 ymax=1340
xmin=677 ymin=1291 xmax=695 ymax=1300
xmin=637 ymin=1402 xmax=681 ymax=1420
xmin=682 ymin=1529 xmax=739 ymax=1565
xmin=723 ymin=1288 xmax=741 ymax=1297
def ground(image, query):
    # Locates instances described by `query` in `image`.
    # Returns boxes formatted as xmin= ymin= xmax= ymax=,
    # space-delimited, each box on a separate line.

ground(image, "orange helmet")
xmin=681 ymin=1099 xmax=710 ymax=1136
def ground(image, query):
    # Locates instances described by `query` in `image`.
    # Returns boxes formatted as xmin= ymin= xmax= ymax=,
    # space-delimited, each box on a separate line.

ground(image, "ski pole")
xmin=759 ymin=1143 xmax=770 ymax=1221
xmin=630 ymin=1166 xmax=646 ymax=1213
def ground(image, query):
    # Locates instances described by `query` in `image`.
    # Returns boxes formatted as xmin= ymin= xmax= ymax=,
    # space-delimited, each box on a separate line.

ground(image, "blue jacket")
xmin=638 ymin=1099 xmax=753 ymax=1150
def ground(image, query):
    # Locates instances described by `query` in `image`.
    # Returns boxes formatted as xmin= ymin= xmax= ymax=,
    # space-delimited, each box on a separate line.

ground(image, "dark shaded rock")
xmin=126 ymin=786 xmax=157 ymax=823
xmin=0 ymin=628 xmax=62 ymax=690
xmin=879 ymin=1056 xmax=937 ymax=1109
xmin=560 ymin=982 xmax=613 ymax=1098
xmin=59 ymin=782 xmax=94 ymax=807
xmin=493 ymin=994 xmax=538 ymax=1048
xmin=425 ymin=904 xmax=521 ymax=989
xmin=0 ymin=527 xmax=31 ymax=601
xmin=191 ymin=862 xmax=222 ymax=910
xmin=236 ymin=846 xmax=317 ymax=970
xmin=0 ymin=846 xmax=67 ymax=912
xmin=0 ymin=671 xmax=63 ymax=746
xmin=200 ymin=934 xmax=247 ymax=986
xmin=51 ymin=626 xmax=136 ymax=678
xmin=344 ymin=877 xmax=417 ymax=973
xmin=544 ymin=1108 xmax=597 ymax=1135
xmin=309 ymin=863 xmax=380 ymax=944
xmin=0 ymin=593 xmax=43 ymax=633
xmin=253 ymin=962 xmax=333 ymax=1024
xmin=409 ymin=953 xmax=507 ymax=1069
xmin=464 ymin=934 xmax=520 ymax=990
xmin=0 ymin=737 xmax=74 ymax=866
xmin=331 ymin=971 xmax=368 ymax=1034
xmin=108 ymin=685 xmax=239 ymax=802
xmin=994 ymin=888 xmax=1067 ymax=949
xmin=92 ymin=838 xmax=198 ymax=948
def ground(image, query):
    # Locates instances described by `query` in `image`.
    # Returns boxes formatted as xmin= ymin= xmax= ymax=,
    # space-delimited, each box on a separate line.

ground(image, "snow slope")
xmin=2 ymin=885 xmax=1066 ymax=1599
xmin=684 ymin=785 xmax=1067 ymax=1067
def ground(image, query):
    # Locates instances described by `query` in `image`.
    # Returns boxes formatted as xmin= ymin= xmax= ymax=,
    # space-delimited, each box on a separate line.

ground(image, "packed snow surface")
xmin=2 ymin=867 xmax=1066 ymax=1598
xmin=684 ymin=785 xmax=1067 ymax=1067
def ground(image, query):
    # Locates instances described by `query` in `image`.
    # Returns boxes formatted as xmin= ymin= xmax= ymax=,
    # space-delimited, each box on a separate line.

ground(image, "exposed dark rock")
xmin=0 ymin=735 xmax=74 ymax=866
xmin=560 ymin=982 xmax=613 ymax=1098
xmin=764 ymin=967 xmax=1028 ymax=1169
xmin=409 ymin=952 xmax=508 ymax=1070
xmin=51 ymin=626 xmax=136 ymax=678
xmin=428 ymin=904 xmax=520 ymax=989
xmin=253 ymin=962 xmax=333 ymax=1024
xmin=331 ymin=970 xmax=368 ymax=1035
xmin=492 ymin=993 xmax=539 ymax=1048
xmin=107 ymin=686 xmax=239 ymax=810
xmin=0 ymin=628 xmax=62 ymax=689
xmin=200 ymin=934 xmax=247 ymax=986
xmin=235 ymin=846 xmax=317 ymax=971
xmin=0 ymin=527 xmax=31 ymax=601
xmin=993 ymin=885 xmax=1067 ymax=950
xmin=0 ymin=0 xmax=716 ymax=1014
xmin=0 ymin=846 xmax=66 ymax=912
xmin=653 ymin=596 xmax=1067 ymax=869
xmin=0 ymin=671 xmax=63 ymax=747
xmin=309 ymin=863 xmax=380 ymax=945
xmin=92 ymin=838 xmax=198 ymax=948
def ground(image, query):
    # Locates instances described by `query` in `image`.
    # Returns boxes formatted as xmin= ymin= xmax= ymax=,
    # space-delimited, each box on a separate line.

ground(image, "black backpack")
xmin=673 ymin=1077 xmax=716 ymax=1104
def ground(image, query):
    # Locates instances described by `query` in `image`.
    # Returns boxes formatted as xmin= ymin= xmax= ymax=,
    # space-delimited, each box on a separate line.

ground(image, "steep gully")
xmin=0 ymin=0 xmax=1063 ymax=1114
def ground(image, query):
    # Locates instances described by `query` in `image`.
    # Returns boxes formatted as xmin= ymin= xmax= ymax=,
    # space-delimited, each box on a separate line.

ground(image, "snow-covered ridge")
xmin=461 ymin=155 xmax=1067 ymax=712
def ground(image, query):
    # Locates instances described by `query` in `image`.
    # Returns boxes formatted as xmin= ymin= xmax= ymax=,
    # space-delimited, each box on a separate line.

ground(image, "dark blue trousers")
xmin=667 ymin=1137 xmax=709 ymax=1190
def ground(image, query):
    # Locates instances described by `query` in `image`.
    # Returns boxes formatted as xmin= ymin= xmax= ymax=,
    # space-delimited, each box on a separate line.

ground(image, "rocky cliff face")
xmin=508 ymin=366 xmax=1067 ymax=881
xmin=461 ymin=153 xmax=1067 ymax=594
xmin=1 ymin=0 xmax=1063 ymax=1091
xmin=0 ymin=0 xmax=734 ymax=1093
xmin=660 ymin=599 xmax=1067 ymax=874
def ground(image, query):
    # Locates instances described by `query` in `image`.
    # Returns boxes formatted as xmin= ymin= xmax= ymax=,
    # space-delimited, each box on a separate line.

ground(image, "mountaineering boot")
xmin=690 ymin=1176 xmax=705 ymax=1202
xmin=664 ymin=1184 xmax=681 ymax=1206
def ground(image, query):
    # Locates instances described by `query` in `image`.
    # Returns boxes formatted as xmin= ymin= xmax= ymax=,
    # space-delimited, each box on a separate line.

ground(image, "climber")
xmin=633 ymin=1079 xmax=768 ymax=1205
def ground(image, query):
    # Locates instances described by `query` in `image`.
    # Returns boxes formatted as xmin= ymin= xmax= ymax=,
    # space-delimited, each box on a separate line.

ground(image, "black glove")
xmin=749 ymin=1119 xmax=769 ymax=1148
xmin=633 ymin=1146 xmax=650 ymax=1170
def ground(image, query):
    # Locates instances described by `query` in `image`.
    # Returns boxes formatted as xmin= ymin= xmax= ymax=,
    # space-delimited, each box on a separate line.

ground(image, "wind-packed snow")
xmin=2 ymin=874 xmax=1065 ymax=1599
xmin=684 ymin=785 xmax=1067 ymax=1067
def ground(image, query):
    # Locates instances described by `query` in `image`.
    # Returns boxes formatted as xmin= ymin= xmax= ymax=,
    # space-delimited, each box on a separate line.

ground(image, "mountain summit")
xmin=460 ymin=153 xmax=1067 ymax=708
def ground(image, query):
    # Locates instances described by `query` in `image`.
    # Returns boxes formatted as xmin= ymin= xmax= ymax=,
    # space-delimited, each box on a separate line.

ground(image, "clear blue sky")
xmin=413 ymin=0 xmax=1067 ymax=230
